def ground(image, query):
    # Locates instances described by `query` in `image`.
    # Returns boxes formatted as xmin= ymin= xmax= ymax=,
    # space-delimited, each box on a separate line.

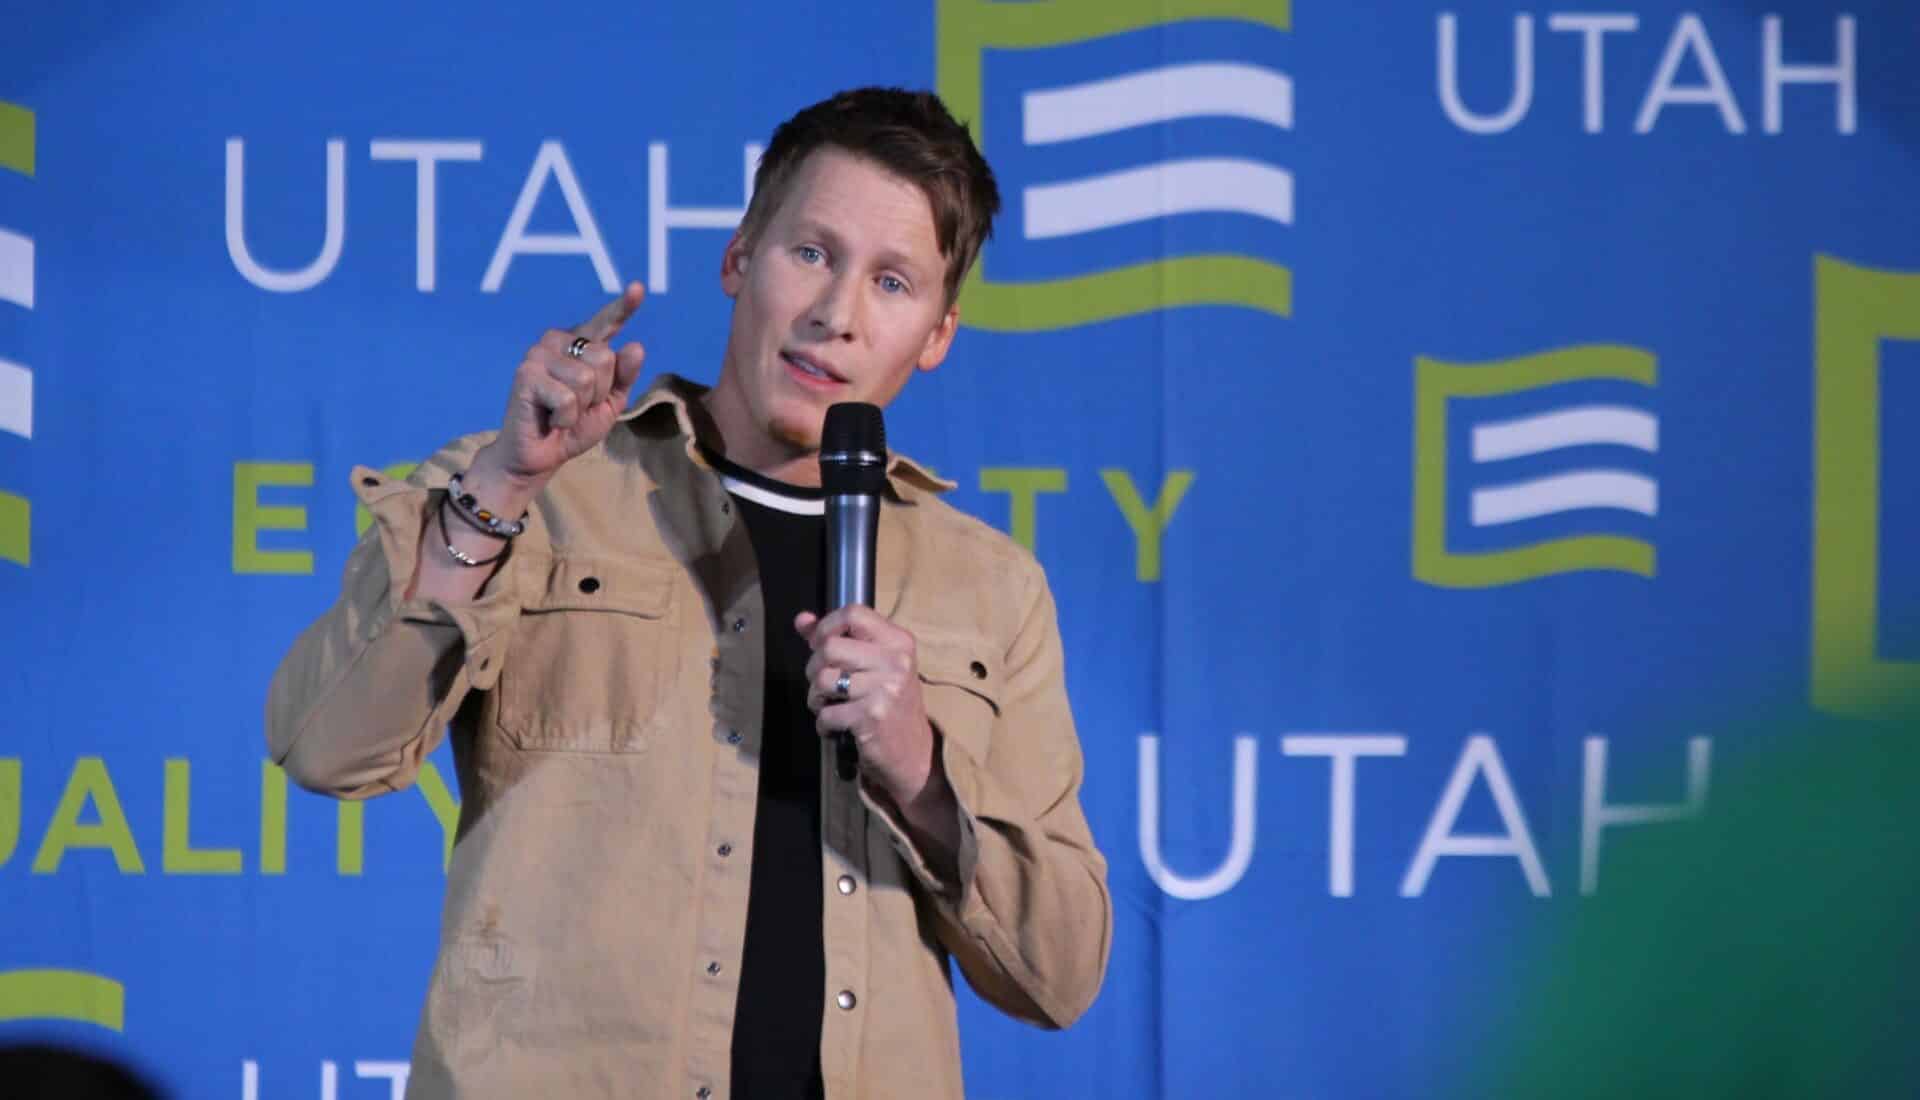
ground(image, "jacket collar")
xmin=620 ymin=373 xmax=955 ymax=496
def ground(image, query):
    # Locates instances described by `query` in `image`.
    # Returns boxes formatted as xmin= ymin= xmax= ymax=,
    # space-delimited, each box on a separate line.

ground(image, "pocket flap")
xmin=916 ymin=633 xmax=1002 ymax=717
xmin=525 ymin=555 xmax=676 ymax=617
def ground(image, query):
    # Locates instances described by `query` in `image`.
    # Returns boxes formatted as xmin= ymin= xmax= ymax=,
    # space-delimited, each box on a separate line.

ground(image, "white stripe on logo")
xmin=0 ymin=358 xmax=32 ymax=440
xmin=1471 ymin=406 xmax=1658 ymax=462
xmin=0 ymin=228 xmax=32 ymax=309
xmin=1024 ymin=158 xmax=1294 ymax=240
xmin=1471 ymin=471 xmax=1657 ymax=526
xmin=1023 ymin=62 xmax=1295 ymax=145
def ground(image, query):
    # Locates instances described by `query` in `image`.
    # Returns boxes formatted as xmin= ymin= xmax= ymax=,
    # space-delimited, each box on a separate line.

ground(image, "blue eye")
xmin=879 ymin=275 xmax=908 ymax=295
xmin=796 ymin=245 xmax=824 ymax=264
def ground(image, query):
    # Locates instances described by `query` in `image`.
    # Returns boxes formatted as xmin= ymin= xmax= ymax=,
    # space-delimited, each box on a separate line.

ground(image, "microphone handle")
xmin=826 ymin=492 xmax=880 ymax=781
xmin=832 ymin=731 xmax=860 ymax=784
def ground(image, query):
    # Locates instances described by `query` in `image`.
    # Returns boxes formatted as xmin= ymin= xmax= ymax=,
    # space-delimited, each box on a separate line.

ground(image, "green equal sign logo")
xmin=936 ymin=0 xmax=1294 ymax=331
xmin=1413 ymin=345 xmax=1660 ymax=588
xmin=0 ymin=968 xmax=125 ymax=1031
xmin=0 ymin=98 xmax=33 ymax=567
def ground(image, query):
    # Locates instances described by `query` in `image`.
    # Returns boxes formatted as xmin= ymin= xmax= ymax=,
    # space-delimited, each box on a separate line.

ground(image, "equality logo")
xmin=0 ymin=968 xmax=125 ymax=1031
xmin=936 ymin=0 xmax=1295 ymax=330
xmin=0 ymin=99 xmax=31 ymax=566
xmin=1413 ymin=345 xmax=1660 ymax=588
xmin=1812 ymin=257 xmax=1920 ymax=718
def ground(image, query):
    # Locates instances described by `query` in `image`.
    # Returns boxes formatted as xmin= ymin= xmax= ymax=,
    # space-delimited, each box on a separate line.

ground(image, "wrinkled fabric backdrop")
xmin=3 ymin=1 xmax=1917 ymax=1097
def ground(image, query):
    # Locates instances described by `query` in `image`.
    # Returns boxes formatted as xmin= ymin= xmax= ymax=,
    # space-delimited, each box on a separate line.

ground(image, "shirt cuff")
xmin=858 ymin=722 xmax=985 ymax=912
xmin=352 ymin=465 xmax=523 ymax=691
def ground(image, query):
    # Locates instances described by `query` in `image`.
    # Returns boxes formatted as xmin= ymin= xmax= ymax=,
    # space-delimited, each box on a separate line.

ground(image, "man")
xmin=267 ymin=88 xmax=1111 ymax=1099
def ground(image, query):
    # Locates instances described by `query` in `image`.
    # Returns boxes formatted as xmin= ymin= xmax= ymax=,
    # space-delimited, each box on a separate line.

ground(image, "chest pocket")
xmin=915 ymin=633 xmax=1003 ymax=767
xmin=495 ymin=555 xmax=682 ymax=753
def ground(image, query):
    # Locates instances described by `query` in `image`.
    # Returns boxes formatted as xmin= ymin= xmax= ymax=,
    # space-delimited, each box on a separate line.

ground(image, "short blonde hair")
xmin=737 ymin=87 xmax=1001 ymax=305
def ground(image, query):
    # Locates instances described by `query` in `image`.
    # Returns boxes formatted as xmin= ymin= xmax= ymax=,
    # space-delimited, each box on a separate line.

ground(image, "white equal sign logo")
xmin=1019 ymin=62 xmax=1295 ymax=241
xmin=1467 ymin=404 xmax=1660 ymax=527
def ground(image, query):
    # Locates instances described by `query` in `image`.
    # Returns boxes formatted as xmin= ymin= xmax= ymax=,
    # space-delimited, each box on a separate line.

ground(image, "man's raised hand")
xmin=471 ymin=282 xmax=648 ymax=502
xmin=406 ymin=283 xmax=643 ymax=599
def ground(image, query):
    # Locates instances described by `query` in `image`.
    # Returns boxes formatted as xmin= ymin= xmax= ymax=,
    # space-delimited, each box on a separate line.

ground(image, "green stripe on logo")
xmin=0 ymin=102 xmax=33 ymax=177
xmin=0 ymin=969 xmax=124 ymax=1030
xmin=961 ymin=255 xmax=1291 ymax=332
xmin=0 ymin=492 xmax=26 ymax=566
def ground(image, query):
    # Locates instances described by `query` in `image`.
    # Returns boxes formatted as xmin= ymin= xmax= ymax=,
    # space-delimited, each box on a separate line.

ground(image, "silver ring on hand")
xmin=833 ymin=671 xmax=852 ymax=699
xmin=567 ymin=336 xmax=591 ymax=360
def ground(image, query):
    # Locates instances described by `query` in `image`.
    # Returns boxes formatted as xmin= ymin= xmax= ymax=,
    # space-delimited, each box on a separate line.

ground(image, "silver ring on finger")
xmin=567 ymin=336 xmax=591 ymax=360
xmin=833 ymin=671 xmax=852 ymax=700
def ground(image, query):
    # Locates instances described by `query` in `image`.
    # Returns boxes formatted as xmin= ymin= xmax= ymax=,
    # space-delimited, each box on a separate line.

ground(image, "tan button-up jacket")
xmin=265 ymin=375 xmax=1112 ymax=1100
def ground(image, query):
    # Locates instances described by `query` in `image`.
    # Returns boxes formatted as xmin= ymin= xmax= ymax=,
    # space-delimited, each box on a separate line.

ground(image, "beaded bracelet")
xmin=435 ymin=495 xmax=509 ymax=568
xmin=443 ymin=487 xmax=513 ymax=540
xmin=446 ymin=472 xmax=528 ymax=539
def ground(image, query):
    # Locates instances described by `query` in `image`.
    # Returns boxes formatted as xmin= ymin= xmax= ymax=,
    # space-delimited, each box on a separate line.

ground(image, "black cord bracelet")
xmin=435 ymin=495 xmax=509 ymax=568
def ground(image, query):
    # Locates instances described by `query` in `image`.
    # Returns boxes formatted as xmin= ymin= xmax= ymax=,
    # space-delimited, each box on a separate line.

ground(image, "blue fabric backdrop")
xmin=3 ymin=1 xmax=1917 ymax=1096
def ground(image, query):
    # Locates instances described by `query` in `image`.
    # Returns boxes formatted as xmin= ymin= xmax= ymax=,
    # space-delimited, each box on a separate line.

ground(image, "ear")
xmin=720 ymin=231 xmax=751 ymax=297
xmin=915 ymin=305 xmax=960 ymax=373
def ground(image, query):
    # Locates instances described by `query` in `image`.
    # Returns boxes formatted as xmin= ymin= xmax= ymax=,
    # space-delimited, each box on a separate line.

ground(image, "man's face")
xmin=712 ymin=148 xmax=959 ymax=459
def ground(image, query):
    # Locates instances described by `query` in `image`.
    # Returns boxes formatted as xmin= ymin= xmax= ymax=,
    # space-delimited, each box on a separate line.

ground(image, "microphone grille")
xmin=820 ymin=403 xmax=887 ymax=494
xmin=822 ymin=402 xmax=885 ymax=456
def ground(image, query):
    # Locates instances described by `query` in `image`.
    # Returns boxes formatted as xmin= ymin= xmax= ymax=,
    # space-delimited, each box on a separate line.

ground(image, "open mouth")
xmin=781 ymin=350 xmax=847 ymax=387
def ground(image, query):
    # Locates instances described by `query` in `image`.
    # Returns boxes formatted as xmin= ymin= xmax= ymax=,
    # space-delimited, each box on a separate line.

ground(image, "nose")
xmin=806 ymin=272 xmax=858 ymax=341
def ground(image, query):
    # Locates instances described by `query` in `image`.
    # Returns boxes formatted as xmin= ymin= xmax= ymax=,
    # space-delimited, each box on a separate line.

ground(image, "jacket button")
xmin=696 ymin=1089 xmax=711 ymax=1099
xmin=836 ymin=875 xmax=856 ymax=896
xmin=731 ymin=617 xmax=748 ymax=633
xmin=707 ymin=961 xmax=722 ymax=976
xmin=836 ymin=990 xmax=857 ymax=1011
xmin=725 ymin=729 xmax=742 ymax=745
xmin=717 ymin=843 xmax=733 ymax=858
xmin=578 ymin=577 xmax=601 ymax=594
xmin=969 ymin=660 xmax=987 ymax=680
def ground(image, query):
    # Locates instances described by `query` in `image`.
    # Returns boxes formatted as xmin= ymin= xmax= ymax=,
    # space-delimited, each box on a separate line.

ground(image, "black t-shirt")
xmin=707 ymin=449 xmax=828 ymax=1100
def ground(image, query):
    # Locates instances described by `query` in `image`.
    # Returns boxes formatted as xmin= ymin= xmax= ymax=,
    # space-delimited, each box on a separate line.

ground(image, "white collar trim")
xmin=719 ymin=474 xmax=825 ymax=516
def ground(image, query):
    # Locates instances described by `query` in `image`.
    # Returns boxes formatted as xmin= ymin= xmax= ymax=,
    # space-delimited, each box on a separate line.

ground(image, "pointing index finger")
xmin=573 ymin=281 xmax=646 ymax=342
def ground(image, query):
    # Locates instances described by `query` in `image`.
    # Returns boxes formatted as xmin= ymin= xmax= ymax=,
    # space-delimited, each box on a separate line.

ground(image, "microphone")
xmin=820 ymin=402 xmax=886 ymax=782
